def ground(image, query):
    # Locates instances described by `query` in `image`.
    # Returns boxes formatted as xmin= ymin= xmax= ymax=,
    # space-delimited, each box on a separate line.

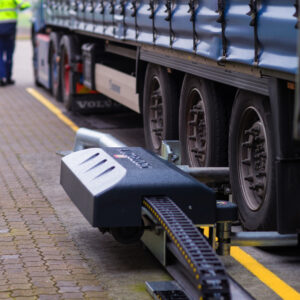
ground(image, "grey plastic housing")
xmin=60 ymin=147 xmax=216 ymax=227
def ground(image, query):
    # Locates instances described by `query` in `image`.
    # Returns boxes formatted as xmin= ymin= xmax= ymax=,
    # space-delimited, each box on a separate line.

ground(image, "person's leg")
xmin=0 ymin=36 xmax=6 ymax=85
xmin=5 ymin=33 xmax=16 ymax=84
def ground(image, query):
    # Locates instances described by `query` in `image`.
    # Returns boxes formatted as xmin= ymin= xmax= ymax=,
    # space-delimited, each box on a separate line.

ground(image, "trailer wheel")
xmin=31 ymin=27 xmax=42 ymax=87
xmin=60 ymin=35 xmax=80 ymax=110
xmin=50 ymin=32 xmax=61 ymax=101
xmin=229 ymin=90 xmax=276 ymax=230
xmin=179 ymin=75 xmax=228 ymax=167
xmin=143 ymin=64 xmax=179 ymax=153
xmin=33 ymin=47 xmax=42 ymax=87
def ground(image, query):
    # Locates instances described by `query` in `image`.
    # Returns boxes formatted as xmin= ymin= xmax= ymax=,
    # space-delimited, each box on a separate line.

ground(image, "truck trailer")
xmin=31 ymin=0 xmax=300 ymax=234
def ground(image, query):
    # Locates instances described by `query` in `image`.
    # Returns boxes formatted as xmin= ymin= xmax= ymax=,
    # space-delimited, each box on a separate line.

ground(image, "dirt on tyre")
xmin=179 ymin=75 xmax=228 ymax=167
xmin=60 ymin=35 xmax=81 ymax=110
xmin=143 ymin=64 xmax=179 ymax=154
xmin=229 ymin=90 xmax=276 ymax=230
xmin=50 ymin=32 xmax=61 ymax=101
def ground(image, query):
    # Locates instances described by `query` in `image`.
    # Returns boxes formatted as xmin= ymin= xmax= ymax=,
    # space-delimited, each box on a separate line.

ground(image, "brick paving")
xmin=0 ymin=40 xmax=167 ymax=300
xmin=0 ymin=86 xmax=107 ymax=299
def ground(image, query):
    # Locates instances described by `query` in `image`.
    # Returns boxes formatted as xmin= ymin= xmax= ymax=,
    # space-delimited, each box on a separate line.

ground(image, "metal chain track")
xmin=143 ymin=196 xmax=230 ymax=299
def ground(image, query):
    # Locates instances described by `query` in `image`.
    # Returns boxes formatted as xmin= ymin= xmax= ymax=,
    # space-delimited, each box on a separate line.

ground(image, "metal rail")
xmin=178 ymin=166 xmax=229 ymax=183
xmin=73 ymin=127 xmax=126 ymax=151
xmin=231 ymin=232 xmax=298 ymax=247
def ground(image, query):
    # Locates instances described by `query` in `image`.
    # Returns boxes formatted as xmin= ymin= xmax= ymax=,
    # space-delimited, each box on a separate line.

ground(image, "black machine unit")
xmin=60 ymin=147 xmax=216 ymax=228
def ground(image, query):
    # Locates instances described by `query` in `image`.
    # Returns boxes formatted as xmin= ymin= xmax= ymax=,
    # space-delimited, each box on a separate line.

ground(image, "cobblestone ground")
xmin=0 ymin=40 xmax=167 ymax=300
xmin=0 ymin=87 xmax=108 ymax=299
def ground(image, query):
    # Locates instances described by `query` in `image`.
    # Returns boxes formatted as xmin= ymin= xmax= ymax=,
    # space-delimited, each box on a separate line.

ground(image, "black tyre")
xmin=33 ymin=48 xmax=42 ymax=87
xmin=179 ymin=75 xmax=228 ymax=167
xmin=31 ymin=28 xmax=42 ymax=87
xmin=110 ymin=226 xmax=144 ymax=244
xmin=60 ymin=35 xmax=80 ymax=110
xmin=143 ymin=64 xmax=179 ymax=153
xmin=229 ymin=90 xmax=276 ymax=230
xmin=49 ymin=32 xmax=61 ymax=100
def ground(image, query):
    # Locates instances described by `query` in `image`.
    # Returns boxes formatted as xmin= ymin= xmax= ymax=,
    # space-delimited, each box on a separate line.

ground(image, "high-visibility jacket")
xmin=0 ymin=0 xmax=30 ymax=23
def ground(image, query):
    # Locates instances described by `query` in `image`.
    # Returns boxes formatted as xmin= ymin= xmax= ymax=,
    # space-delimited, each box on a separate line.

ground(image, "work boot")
xmin=0 ymin=79 xmax=6 ymax=87
xmin=6 ymin=79 xmax=15 ymax=85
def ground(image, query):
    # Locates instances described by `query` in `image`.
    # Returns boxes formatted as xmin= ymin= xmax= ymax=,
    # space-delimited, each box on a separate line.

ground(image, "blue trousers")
xmin=0 ymin=33 xmax=16 ymax=80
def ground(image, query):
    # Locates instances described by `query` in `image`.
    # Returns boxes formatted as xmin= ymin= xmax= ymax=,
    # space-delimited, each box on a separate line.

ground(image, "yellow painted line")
xmin=231 ymin=246 xmax=300 ymax=300
xmin=26 ymin=87 xmax=300 ymax=299
xmin=26 ymin=88 xmax=79 ymax=132
xmin=201 ymin=226 xmax=300 ymax=299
